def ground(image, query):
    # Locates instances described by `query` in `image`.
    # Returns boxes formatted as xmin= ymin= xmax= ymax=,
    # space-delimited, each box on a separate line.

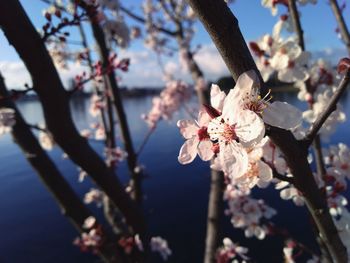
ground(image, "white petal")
xmin=258 ymin=161 xmax=273 ymax=181
xmin=197 ymin=109 xmax=211 ymax=127
xmin=236 ymin=110 xmax=265 ymax=147
xmin=222 ymin=70 xmax=260 ymax=114
xmin=219 ymin=142 xmax=248 ymax=178
xmin=262 ymin=101 xmax=302 ymax=130
xmin=270 ymin=54 xmax=289 ymax=70
xmin=177 ymin=119 xmax=198 ymax=139
xmin=178 ymin=137 xmax=198 ymax=164
xmin=210 ymin=84 xmax=226 ymax=111
xmin=197 ymin=140 xmax=214 ymax=161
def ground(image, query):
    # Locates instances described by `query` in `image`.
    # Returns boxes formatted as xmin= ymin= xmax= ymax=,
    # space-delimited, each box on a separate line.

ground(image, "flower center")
xmin=243 ymin=89 xmax=272 ymax=115
xmin=223 ymin=123 xmax=238 ymax=142
xmin=197 ymin=126 xmax=210 ymax=141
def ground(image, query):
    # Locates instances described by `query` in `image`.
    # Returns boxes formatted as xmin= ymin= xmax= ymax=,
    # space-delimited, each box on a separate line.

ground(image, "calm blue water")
xmin=1 ymin=92 xmax=350 ymax=263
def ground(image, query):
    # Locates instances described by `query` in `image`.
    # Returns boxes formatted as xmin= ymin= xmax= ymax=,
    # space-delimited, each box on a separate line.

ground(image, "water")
xmin=0 ymin=92 xmax=350 ymax=263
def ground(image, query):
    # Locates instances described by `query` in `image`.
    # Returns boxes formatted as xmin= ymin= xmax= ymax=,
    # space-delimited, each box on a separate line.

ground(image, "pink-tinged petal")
xmin=219 ymin=142 xmax=248 ymax=178
xmin=210 ymin=84 xmax=226 ymax=111
xmin=223 ymin=70 xmax=260 ymax=113
xmin=270 ymin=53 xmax=289 ymax=70
xmin=236 ymin=110 xmax=265 ymax=148
xmin=262 ymin=101 xmax=302 ymax=130
xmin=210 ymin=157 xmax=223 ymax=171
xmin=178 ymin=137 xmax=198 ymax=164
xmin=258 ymin=161 xmax=273 ymax=182
xmin=280 ymin=187 xmax=298 ymax=200
xmin=254 ymin=226 xmax=266 ymax=240
xmin=177 ymin=119 xmax=198 ymax=139
xmin=197 ymin=109 xmax=211 ymax=127
xmin=197 ymin=140 xmax=214 ymax=161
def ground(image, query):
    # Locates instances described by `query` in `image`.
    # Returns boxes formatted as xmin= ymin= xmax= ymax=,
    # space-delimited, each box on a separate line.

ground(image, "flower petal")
xmin=197 ymin=109 xmax=211 ymax=127
xmin=262 ymin=101 xmax=302 ymax=130
xmin=236 ymin=110 xmax=265 ymax=148
xmin=210 ymin=84 xmax=226 ymax=111
xmin=197 ymin=140 xmax=214 ymax=161
xmin=178 ymin=137 xmax=198 ymax=164
xmin=177 ymin=119 xmax=198 ymax=139
xmin=219 ymin=142 xmax=248 ymax=178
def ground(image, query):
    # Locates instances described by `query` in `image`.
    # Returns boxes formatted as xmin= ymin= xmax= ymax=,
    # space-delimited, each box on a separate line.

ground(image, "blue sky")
xmin=0 ymin=0 xmax=349 ymax=88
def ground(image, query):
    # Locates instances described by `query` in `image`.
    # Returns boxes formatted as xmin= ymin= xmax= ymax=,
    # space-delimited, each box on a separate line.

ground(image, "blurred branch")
xmin=303 ymin=70 xmax=350 ymax=145
xmin=329 ymin=0 xmax=350 ymax=55
xmin=119 ymin=5 xmax=178 ymax=36
xmin=81 ymin=3 xmax=144 ymax=204
xmin=287 ymin=0 xmax=305 ymax=50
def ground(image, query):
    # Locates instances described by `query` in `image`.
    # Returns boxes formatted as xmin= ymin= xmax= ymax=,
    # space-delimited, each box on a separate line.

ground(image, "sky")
xmin=0 ymin=0 xmax=349 ymax=88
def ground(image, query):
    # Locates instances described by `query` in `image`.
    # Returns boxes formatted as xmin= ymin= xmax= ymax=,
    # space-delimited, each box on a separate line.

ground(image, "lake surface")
xmin=1 ymin=92 xmax=350 ymax=263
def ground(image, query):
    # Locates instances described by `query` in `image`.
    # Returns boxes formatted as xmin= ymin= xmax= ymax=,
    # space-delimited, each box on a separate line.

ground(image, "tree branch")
xmin=119 ymin=5 xmax=178 ymax=36
xmin=82 ymin=4 xmax=144 ymax=204
xmin=304 ymin=69 xmax=350 ymax=145
xmin=329 ymin=0 xmax=350 ymax=55
xmin=287 ymin=0 xmax=305 ymax=50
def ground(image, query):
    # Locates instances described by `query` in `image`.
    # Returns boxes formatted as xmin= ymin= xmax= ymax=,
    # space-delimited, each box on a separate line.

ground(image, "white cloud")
xmin=0 ymin=43 xmax=230 ymax=89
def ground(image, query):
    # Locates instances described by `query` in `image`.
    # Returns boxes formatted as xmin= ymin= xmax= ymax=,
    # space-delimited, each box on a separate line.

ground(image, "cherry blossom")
xmin=224 ymin=185 xmax=276 ymax=240
xmin=177 ymin=109 xmax=213 ymax=164
xmin=270 ymin=40 xmax=310 ymax=82
xmin=150 ymin=236 xmax=172 ymax=261
xmin=229 ymin=70 xmax=302 ymax=130
xmin=276 ymin=180 xmax=304 ymax=206
xmin=0 ymin=108 xmax=15 ymax=135
xmin=216 ymin=238 xmax=249 ymax=263
xmin=143 ymin=80 xmax=191 ymax=127
xmin=303 ymin=89 xmax=346 ymax=138
xmin=84 ymin=188 xmax=104 ymax=207
xmin=39 ymin=131 xmax=55 ymax=150
xmin=104 ymin=147 xmax=127 ymax=166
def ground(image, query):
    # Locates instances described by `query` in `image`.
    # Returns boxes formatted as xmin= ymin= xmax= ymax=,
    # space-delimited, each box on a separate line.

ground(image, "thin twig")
xmin=304 ymin=69 xmax=350 ymax=145
xmin=136 ymin=126 xmax=156 ymax=156
xmin=329 ymin=0 xmax=350 ymax=55
xmin=119 ymin=5 xmax=178 ymax=36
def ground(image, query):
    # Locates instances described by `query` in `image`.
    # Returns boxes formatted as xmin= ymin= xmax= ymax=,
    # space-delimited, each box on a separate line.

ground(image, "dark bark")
xmin=0 ymin=73 xmax=123 ymax=262
xmin=329 ymin=0 xmax=350 ymax=55
xmin=84 ymin=12 xmax=143 ymax=204
xmin=0 ymin=0 xmax=145 ymax=235
xmin=185 ymin=0 xmax=347 ymax=262
xmin=287 ymin=0 xmax=305 ymax=50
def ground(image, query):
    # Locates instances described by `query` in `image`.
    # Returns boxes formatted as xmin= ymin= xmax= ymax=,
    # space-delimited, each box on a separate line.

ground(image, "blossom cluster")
xmin=74 ymin=216 xmax=104 ymax=253
xmin=216 ymin=238 xmax=249 ymax=263
xmin=143 ymin=80 xmax=191 ymax=128
xmin=177 ymin=70 xmax=301 ymax=181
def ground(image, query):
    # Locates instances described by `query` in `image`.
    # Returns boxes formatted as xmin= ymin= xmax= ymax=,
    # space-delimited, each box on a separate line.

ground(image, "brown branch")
xmin=287 ymin=0 xmax=305 ymax=50
xmin=119 ymin=5 xmax=178 ymax=36
xmin=0 ymin=0 xmax=145 ymax=235
xmin=0 ymin=73 xmax=123 ymax=262
xmin=304 ymin=70 xmax=350 ymax=144
xmin=82 ymin=6 xmax=143 ymax=204
xmin=329 ymin=0 xmax=350 ymax=55
xmin=186 ymin=0 xmax=348 ymax=262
